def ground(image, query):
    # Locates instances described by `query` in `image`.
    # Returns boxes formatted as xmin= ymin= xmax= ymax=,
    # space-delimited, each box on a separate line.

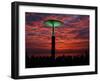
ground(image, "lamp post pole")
xmin=51 ymin=22 xmax=55 ymax=59
xmin=44 ymin=20 xmax=63 ymax=60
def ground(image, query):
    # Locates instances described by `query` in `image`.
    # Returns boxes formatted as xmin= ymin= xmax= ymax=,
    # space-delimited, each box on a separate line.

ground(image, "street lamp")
xmin=44 ymin=20 xmax=63 ymax=59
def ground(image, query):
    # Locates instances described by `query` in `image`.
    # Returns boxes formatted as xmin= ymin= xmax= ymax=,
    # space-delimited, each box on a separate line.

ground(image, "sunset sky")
xmin=25 ymin=12 xmax=89 ymax=57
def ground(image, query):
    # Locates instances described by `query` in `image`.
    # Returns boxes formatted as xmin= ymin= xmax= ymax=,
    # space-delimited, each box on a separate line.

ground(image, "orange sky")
xmin=25 ymin=12 xmax=89 ymax=57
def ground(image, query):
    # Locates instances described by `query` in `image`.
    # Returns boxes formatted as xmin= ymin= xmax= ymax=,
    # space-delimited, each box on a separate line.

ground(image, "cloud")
xmin=25 ymin=12 xmax=89 ymax=57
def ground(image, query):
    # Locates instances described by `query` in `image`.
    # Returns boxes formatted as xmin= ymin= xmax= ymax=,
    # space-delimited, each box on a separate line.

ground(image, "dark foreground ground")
xmin=25 ymin=54 xmax=89 ymax=68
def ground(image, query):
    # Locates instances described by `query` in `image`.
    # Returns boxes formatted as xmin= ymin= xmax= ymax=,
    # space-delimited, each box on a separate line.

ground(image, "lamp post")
xmin=44 ymin=20 xmax=63 ymax=59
